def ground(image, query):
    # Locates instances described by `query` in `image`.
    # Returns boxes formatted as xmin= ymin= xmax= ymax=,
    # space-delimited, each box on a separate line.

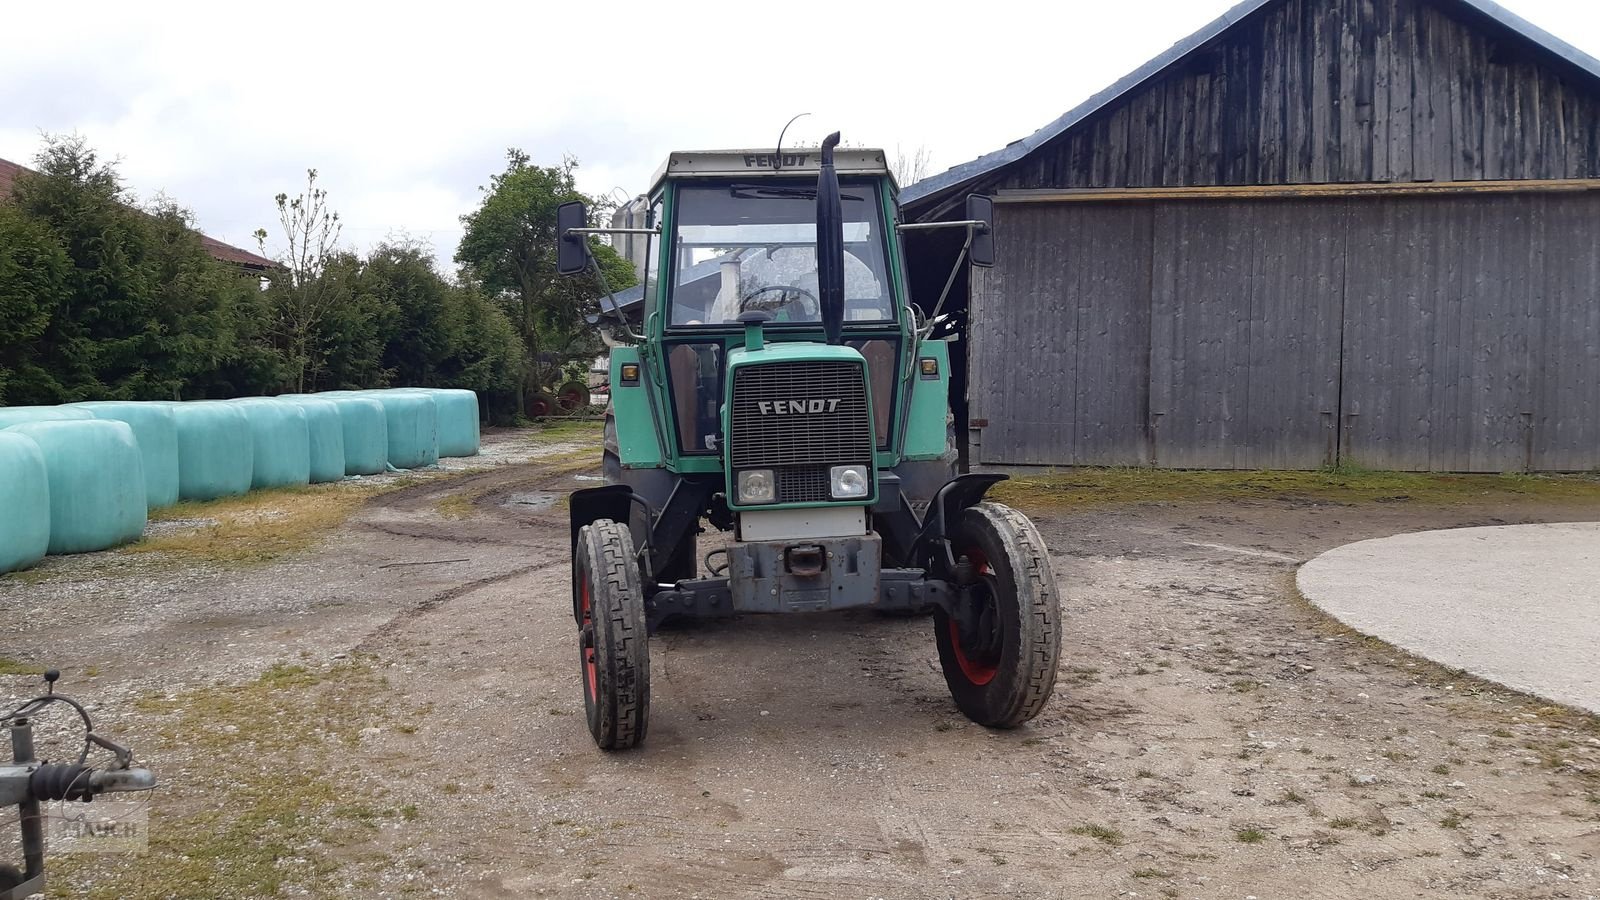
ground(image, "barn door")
xmin=1341 ymin=195 xmax=1538 ymax=472
xmin=1148 ymin=200 xmax=1344 ymax=469
xmin=967 ymin=203 xmax=1152 ymax=466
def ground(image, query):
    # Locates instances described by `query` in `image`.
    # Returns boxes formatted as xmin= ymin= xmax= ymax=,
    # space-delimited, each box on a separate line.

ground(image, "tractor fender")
xmin=570 ymin=485 xmax=641 ymax=556
xmin=910 ymin=473 xmax=1009 ymax=573
xmin=569 ymin=484 xmax=646 ymax=625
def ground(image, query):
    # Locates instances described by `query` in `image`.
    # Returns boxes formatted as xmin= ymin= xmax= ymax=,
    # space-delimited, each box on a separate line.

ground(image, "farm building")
xmin=901 ymin=0 xmax=1600 ymax=472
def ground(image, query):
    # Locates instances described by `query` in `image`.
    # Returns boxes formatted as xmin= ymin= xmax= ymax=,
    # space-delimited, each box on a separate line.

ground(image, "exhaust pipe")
xmin=815 ymin=132 xmax=845 ymax=346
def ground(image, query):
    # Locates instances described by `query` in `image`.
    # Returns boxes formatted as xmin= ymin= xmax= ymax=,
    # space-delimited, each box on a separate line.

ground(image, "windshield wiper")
xmin=729 ymin=184 xmax=865 ymax=201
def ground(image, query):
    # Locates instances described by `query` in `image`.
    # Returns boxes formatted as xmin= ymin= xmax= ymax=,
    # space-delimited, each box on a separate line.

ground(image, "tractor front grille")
xmin=729 ymin=359 xmax=874 ymax=505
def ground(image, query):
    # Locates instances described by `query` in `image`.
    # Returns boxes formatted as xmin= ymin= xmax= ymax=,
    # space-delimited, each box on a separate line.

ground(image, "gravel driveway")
xmin=5 ymin=432 xmax=1598 ymax=899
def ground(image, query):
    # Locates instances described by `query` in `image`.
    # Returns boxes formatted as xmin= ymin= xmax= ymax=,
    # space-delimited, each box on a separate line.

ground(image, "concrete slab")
xmin=1297 ymin=522 xmax=1600 ymax=714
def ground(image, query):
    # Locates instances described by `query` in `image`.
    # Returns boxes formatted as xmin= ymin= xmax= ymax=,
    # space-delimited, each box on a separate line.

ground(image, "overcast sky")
xmin=4 ymin=0 xmax=1597 ymax=269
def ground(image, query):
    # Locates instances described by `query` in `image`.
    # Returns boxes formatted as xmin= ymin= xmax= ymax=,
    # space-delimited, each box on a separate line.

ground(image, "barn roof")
xmin=901 ymin=0 xmax=1600 ymax=213
xmin=0 ymin=155 xmax=280 ymax=272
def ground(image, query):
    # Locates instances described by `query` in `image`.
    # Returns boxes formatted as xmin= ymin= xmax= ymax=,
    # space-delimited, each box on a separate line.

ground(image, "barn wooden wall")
xmin=967 ymin=192 xmax=1600 ymax=472
xmin=995 ymin=0 xmax=1600 ymax=190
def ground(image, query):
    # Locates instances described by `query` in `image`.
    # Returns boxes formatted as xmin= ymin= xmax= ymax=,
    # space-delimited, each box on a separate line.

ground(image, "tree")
xmin=135 ymin=198 xmax=258 ymax=399
xmin=255 ymin=169 xmax=344 ymax=392
xmin=0 ymin=205 xmax=69 ymax=404
xmin=455 ymin=151 xmax=634 ymax=414
xmin=892 ymin=144 xmax=934 ymax=187
xmin=10 ymin=135 xmax=155 ymax=401
xmin=436 ymin=278 xmax=524 ymax=421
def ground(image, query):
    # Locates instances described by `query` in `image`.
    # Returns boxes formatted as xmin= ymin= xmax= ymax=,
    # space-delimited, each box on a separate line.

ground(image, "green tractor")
xmin=558 ymin=133 xmax=1061 ymax=750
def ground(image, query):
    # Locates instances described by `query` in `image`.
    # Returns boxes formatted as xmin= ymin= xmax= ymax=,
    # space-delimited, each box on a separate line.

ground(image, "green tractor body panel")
xmin=721 ymin=341 xmax=878 ymax=511
xmin=607 ymin=346 xmax=663 ymax=468
xmin=901 ymin=339 xmax=952 ymax=461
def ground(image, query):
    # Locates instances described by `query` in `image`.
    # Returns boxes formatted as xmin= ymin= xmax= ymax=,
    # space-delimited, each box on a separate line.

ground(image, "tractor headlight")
xmin=829 ymin=465 xmax=869 ymax=499
xmin=737 ymin=469 xmax=776 ymax=504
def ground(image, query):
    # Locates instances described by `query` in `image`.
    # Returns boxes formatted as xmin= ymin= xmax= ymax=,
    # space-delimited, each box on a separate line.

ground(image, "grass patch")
xmin=989 ymin=466 xmax=1600 ymax=510
xmin=0 ymin=657 xmax=46 ymax=676
xmin=50 ymin=659 xmax=401 ymax=898
xmin=1070 ymin=823 xmax=1125 ymax=846
xmin=434 ymin=482 xmax=499 ymax=520
xmin=527 ymin=420 xmax=604 ymax=443
xmin=130 ymin=482 xmax=409 ymax=565
xmin=1235 ymin=827 xmax=1269 ymax=844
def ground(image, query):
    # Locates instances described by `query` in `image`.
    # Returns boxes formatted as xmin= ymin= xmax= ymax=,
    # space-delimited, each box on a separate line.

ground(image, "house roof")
xmin=900 ymin=0 xmax=1600 ymax=213
xmin=0 ymin=156 xmax=280 ymax=271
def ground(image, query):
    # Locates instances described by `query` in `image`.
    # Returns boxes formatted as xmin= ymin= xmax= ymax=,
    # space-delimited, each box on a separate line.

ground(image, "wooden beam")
xmin=993 ymin=179 xmax=1600 ymax=204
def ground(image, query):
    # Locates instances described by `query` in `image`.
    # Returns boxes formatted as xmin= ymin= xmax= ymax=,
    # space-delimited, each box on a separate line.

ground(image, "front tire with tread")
xmin=934 ymin=502 xmax=1062 ymax=728
xmin=575 ymin=519 xmax=650 ymax=750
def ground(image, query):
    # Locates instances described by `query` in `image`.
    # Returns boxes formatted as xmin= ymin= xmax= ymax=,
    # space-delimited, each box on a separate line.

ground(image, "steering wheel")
xmin=739 ymin=284 xmax=819 ymax=317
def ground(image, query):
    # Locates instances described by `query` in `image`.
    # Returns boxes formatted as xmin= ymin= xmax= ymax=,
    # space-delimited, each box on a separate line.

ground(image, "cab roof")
xmin=649 ymin=148 xmax=895 ymax=194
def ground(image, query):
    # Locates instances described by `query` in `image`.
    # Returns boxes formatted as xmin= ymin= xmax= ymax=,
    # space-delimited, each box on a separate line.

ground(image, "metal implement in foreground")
xmin=558 ymin=132 xmax=1063 ymax=750
xmin=0 ymin=671 xmax=156 ymax=899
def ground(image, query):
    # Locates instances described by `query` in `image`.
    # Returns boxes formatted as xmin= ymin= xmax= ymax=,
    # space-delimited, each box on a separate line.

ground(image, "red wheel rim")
xmin=580 ymin=578 xmax=597 ymax=701
xmin=949 ymin=547 xmax=999 ymax=686
xmin=558 ymin=388 xmax=584 ymax=410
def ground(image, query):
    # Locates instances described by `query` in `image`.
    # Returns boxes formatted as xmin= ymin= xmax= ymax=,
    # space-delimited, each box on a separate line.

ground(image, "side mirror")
xmin=556 ymin=201 xmax=589 ymax=276
xmin=966 ymin=194 xmax=995 ymax=268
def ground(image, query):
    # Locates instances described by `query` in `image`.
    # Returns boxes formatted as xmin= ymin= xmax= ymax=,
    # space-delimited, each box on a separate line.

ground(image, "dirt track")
xmin=5 ymin=431 xmax=1599 ymax=899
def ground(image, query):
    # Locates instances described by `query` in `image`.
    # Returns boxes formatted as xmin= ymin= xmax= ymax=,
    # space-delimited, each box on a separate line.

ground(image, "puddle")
xmin=500 ymin=491 xmax=558 ymax=511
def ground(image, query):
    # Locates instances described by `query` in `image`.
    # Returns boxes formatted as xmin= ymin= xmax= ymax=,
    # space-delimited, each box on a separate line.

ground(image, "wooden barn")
xmin=901 ymin=0 xmax=1600 ymax=472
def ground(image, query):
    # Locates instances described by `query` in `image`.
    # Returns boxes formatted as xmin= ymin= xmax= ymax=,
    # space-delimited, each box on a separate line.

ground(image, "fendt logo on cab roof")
xmin=758 ymin=399 xmax=841 ymax=415
xmin=743 ymin=153 xmax=811 ymax=169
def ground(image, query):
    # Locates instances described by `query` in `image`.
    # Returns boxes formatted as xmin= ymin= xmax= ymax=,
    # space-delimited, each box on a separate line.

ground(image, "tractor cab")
xmin=557 ymin=134 xmax=1061 ymax=752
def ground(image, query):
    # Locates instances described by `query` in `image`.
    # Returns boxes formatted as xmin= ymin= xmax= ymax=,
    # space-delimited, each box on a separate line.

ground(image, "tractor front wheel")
xmin=934 ymin=502 xmax=1062 ymax=728
xmin=575 ymin=519 xmax=650 ymax=750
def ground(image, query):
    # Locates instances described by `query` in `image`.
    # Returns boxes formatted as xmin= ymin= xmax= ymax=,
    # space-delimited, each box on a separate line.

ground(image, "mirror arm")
xmin=896 ymin=219 xmax=990 ymax=233
xmin=917 ymin=224 xmax=975 ymax=340
xmin=581 ymin=241 xmax=645 ymax=343
xmin=566 ymin=227 xmax=662 ymax=236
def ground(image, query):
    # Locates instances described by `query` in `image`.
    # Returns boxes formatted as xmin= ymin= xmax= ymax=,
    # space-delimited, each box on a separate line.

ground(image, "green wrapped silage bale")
xmin=71 ymin=402 xmax=181 ymax=509
xmin=313 ymin=394 xmax=388 ymax=475
xmin=6 ymin=420 xmax=146 ymax=555
xmin=0 ymin=432 xmax=51 ymax=573
xmin=361 ymin=390 xmax=438 ymax=469
xmin=231 ymin=399 xmax=311 ymax=489
xmin=0 ymin=406 xmax=94 ymax=429
xmin=275 ymin=397 xmax=345 ymax=483
xmin=398 ymin=389 xmax=480 ymax=457
xmin=170 ymin=401 xmax=254 ymax=501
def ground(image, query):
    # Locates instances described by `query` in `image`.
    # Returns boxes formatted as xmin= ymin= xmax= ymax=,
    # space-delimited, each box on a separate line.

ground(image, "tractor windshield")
xmin=667 ymin=179 xmax=895 ymax=328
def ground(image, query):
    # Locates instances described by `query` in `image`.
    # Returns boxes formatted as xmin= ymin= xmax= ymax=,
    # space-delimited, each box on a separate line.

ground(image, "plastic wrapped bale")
xmin=276 ymin=397 xmax=345 ymax=483
xmin=231 ymin=399 xmax=311 ymax=489
xmin=71 ymin=401 xmax=181 ymax=508
xmin=0 ymin=406 xmax=95 ymax=429
xmin=6 ymin=420 xmax=146 ymax=555
xmin=171 ymin=402 xmax=254 ymax=501
xmin=0 ymin=432 xmax=51 ymax=573
xmin=362 ymin=391 xmax=438 ymax=469
xmin=314 ymin=394 xmax=387 ymax=475
xmin=400 ymin=389 xmax=479 ymax=457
